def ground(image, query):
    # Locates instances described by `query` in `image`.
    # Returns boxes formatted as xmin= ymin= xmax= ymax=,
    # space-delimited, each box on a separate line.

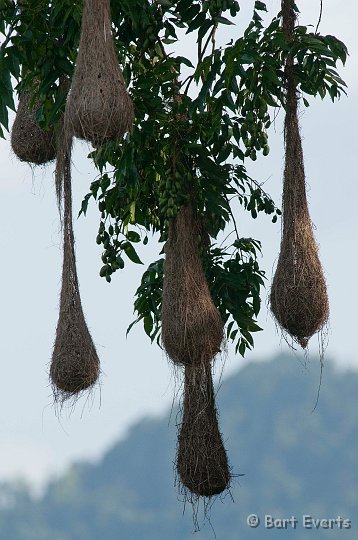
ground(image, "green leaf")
xmin=213 ymin=16 xmax=234 ymax=26
xmin=126 ymin=230 xmax=141 ymax=243
xmin=174 ymin=56 xmax=194 ymax=68
xmin=126 ymin=317 xmax=140 ymax=337
xmin=187 ymin=11 xmax=207 ymax=33
xmin=144 ymin=315 xmax=153 ymax=337
xmin=254 ymin=1 xmax=267 ymax=11
xmin=0 ymin=101 xmax=9 ymax=132
xmin=197 ymin=19 xmax=213 ymax=42
xmin=238 ymin=340 xmax=246 ymax=356
xmin=123 ymin=242 xmax=143 ymax=265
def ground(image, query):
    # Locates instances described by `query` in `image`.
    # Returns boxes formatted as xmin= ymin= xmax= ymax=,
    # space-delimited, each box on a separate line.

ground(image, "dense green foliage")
xmin=0 ymin=355 xmax=356 ymax=539
xmin=0 ymin=0 xmax=347 ymax=355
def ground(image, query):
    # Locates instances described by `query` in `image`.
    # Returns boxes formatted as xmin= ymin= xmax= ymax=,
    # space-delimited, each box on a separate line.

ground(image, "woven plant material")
xmin=177 ymin=363 xmax=230 ymax=497
xmin=11 ymin=91 xmax=56 ymax=165
xmin=161 ymin=204 xmax=224 ymax=366
xmin=65 ymin=0 xmax=133 ymax=145
xmin=270 ymin=0 xmax=329 ymax=348
xmin=50 ymin=128 xmax=100 ymax=403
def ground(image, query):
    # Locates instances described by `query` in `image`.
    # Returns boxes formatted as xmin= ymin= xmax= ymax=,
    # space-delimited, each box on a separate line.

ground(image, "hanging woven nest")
xmin=50 ymin=127 xmax=100 ymax=404
xmin=269 ymin=121 xmax=330 ymax=348
xmin=176 ymin=362 xmax=230 ymax=497
xmin=11 ymin=91 xmax=56 ymax=165
xmin=161 ymin=204 xmax=224 ymax=366
xmin=270 ymin=0 xmax=329 ymax=348
xmin=65 ymin=0 xmax=134 ymax=146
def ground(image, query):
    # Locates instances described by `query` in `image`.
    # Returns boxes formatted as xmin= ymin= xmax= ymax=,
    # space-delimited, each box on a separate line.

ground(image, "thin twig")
xmin=315 ymin=0 xmax=323 ymax=34
xmin=248 ymin=175 xmax=276 ymax=203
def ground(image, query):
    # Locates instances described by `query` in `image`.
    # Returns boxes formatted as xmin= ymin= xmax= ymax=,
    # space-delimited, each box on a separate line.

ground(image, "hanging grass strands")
xmin=11 ymin=88 xmax=56 ymax=165
xmin=163 ymin=202 xmax=229 ymax=498
xmin=177 ymin=362 xmax=230 ymax=497
xmin=270 ymin=0 xmax=329 ymax=349
xmin=50 ymin=124 xmax=100 ymax=404
xmin=65 ymin=0 xmax=134 ymax=146
xmin=161 ymin=203 xmax=224 ymax=366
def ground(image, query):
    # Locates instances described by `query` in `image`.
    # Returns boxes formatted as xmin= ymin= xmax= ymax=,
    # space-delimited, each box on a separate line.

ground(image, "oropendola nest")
xmin=11 ymin=91 xmax=56 ymax=165
xmin=176 ymin=363 xmax=230 ymax=498
xmin=65 ymin=0 xmax=134 ymax=146
xmin=50 ymin=129 xmax=100 ymax=404
xmin=270 ymin=81 xmax=329 ymax=348
xmin=161 ymin=204 xmax=224 ymax=366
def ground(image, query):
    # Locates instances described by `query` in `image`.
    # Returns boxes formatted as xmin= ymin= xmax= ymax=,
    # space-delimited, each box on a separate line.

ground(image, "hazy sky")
xmin=0 ymin=0 xmax=357 ymax=490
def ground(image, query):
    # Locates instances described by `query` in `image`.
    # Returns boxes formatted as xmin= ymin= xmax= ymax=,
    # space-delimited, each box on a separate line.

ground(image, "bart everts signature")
xmin=246 ymin=514 xmax=352 ymax=530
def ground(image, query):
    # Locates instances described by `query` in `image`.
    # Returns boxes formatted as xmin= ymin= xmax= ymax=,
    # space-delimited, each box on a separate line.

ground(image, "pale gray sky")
xmin=0 ymin=1 xmax=357 ymax=490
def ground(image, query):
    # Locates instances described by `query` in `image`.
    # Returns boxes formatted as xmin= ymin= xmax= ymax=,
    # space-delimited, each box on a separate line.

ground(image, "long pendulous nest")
xmin=50 ymin=126 xmax=100 ymax=404
xmin=161 ymin=204 xmax=224 ymax=366
xmin=270 ymin=0 xmax=329 ymax=348
xmin=11 ymin=91 xmax=56 ymax=165
xmin=65 ymin=0 xmax=134 ymax=146
xmin=176 ymin=362 xmax=230 ymax=497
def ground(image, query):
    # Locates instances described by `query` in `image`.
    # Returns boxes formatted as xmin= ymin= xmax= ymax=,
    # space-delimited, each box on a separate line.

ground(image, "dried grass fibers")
xmin=50 ymin=130 xmax=100 ymax=403
xmin=161 ymin=204 xmax=224 ymax=366
xmin=11 ymin=91 xmax=56 ymax=165
xmin=176 ymin=362 xmax=230 ymax=497
xmin=65 ymin=0 xmax=134 ymax=145
xmin=270 ymin=0 xmax=329 ymax=348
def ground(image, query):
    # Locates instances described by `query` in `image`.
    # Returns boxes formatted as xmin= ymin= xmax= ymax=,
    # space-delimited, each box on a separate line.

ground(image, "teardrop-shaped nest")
xmin=50 ymin=295 xmax=100 ymax=401
xmin=50 ymin=233 xmax=100 ymax=402
xmin=270 ymin=83 xmax=329 ymax=348
xmin=11 ymin=92 xmax=56 ymax=165
xmin=176 ymin=363 xmax=230 ymax=497
xmin=50 ymin=132 xmax=100 ymax=404
xmin=161 ymin=204 xmax=224 ymax=366
xmin=65 ymin=0 xmax=134 ymax=145
xmin=270 ymin=221 xmax=329 ymax=348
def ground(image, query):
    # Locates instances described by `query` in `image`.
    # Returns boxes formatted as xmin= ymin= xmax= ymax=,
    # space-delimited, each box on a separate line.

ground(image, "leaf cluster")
xmin=128 ymin=237 xmax=265 ymax=357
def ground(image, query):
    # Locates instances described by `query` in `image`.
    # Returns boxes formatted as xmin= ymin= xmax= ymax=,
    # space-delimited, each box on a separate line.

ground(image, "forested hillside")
xmin=0 ymin=355 xmax=356 ymax=539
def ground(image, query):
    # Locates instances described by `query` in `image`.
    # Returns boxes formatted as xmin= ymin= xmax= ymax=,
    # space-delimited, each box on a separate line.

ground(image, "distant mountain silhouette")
xmin=0 ymin=354 xmax=356 ymax=539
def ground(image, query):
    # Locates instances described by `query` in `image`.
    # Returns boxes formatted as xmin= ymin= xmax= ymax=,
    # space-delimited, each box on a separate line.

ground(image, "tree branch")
xmin=315 ymin=0 xmax=323 ymax=34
